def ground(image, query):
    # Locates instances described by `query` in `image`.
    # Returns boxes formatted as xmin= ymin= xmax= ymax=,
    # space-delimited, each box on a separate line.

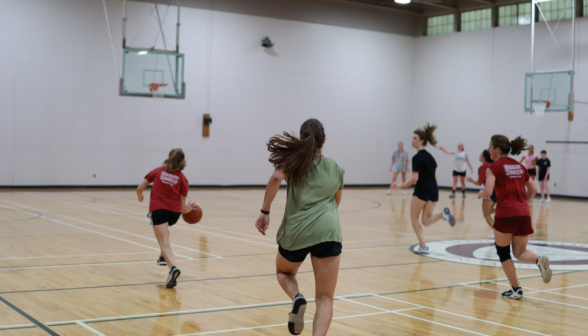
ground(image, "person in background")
xmin=439 ymin=143 xmax=473 ymax=198
xmin=537 ymin=150 xmax=551 ymax=203
xmin=467 ymin=150 xmax=496 ymax=238
xmin=387 ymin=142 xmax=410 ymax=195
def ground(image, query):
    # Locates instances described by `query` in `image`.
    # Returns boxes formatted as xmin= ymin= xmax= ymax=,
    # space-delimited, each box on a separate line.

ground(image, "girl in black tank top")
xmin=392 ymin=124 xmax=455 ymax=254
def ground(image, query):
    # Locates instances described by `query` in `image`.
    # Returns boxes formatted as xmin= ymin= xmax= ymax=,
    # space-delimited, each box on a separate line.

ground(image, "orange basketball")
xmin=182 ymin=205 xmax=202 ymax=224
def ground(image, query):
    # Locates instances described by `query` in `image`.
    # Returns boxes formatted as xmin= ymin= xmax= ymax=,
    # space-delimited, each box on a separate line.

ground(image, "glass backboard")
xmin=525 ymin=71 xmax=573 ymax=112
xmin=120 ymin=49 xmax=185 ymax=99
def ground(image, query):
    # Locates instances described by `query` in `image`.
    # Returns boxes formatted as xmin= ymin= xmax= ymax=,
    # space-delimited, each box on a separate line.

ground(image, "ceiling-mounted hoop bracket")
xmin=530 ymin=0 xmax=576 ymax=117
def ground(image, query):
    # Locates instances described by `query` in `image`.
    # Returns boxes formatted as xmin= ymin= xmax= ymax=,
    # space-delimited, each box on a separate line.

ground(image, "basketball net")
xmin=149 ymin=83 xmax=168 ymax=99
xmin=532 ymin=101 xmax=547 ymax=117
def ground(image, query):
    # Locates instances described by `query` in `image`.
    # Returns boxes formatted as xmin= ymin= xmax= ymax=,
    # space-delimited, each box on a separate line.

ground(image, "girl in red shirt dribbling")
xmin=479 ymin=135 xmax=552 ymax=300
xmin=137 ymin=148 xmax=196 ymax=288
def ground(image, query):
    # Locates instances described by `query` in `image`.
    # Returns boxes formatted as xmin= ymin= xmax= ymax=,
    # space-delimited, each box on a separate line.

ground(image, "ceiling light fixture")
xmin=395 ymin=0 xmax=411 ymax=3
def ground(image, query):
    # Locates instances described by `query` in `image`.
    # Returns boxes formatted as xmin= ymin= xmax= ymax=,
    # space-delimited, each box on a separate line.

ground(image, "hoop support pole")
xmin=123 ymin=0 xmax=127 ymax=49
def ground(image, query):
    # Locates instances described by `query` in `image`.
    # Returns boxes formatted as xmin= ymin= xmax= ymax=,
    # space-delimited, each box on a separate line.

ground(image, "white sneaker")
xmin=403 ymin=190 xmax=406 ymax=195
xmin=537 ymin=255 xmax=553 ymax=284
xmin=414 ymin=245 xmax=429 ymax=254
xmin=386 ymin=189 xmax=391 ymax=195
xmin=546 ymin=198 xmax=551 ymax=203
xmin=538 ymin=198 xmax=545 ymax=203
xmin=502 ymin=286 xmax=523 ymax=300
xmin=488 ymin=233 xmax=494 ymax=239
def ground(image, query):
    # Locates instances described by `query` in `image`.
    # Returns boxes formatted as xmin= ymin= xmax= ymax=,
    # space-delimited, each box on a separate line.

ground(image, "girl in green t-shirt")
xmin=255 ymin=119 xmax=344 ymax=336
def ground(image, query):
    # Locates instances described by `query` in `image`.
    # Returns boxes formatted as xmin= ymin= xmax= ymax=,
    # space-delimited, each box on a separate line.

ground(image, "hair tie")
xmin=309 ymin=133 xmax=314 ymax=137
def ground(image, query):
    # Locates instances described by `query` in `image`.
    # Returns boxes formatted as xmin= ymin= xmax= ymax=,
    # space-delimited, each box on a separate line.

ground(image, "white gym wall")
xmin=0 ymin=0 xmax=415 ymax=187
xmin=415 ymin=20 xmax=588 ymax=198
xmin=0 ymin=0 xmax=586 ymax=197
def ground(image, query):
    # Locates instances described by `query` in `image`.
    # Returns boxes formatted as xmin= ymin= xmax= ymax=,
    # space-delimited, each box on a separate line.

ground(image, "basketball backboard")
xmin=524 ymin=71 xmax=573 ymax=112
xmin=120 ymin=49 xmax=185 ymax=99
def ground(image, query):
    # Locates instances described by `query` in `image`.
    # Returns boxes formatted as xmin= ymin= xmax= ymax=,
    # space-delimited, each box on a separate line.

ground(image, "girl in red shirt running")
xmin=137 ymin=149 xmax=196 ymax=288
xmin=467 ymin=150 xmax=496 ymax=237
xmin=479 ymin=135 xmax=552 ymax=299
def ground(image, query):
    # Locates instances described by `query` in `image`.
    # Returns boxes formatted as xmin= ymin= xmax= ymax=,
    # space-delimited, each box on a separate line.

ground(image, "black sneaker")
xmin=502 ymin=286 xmax=523 ymax=300
xmin=156 ymin=256 xmax=167 ymax=266
xmin=462 ymin=192 xmax=466 ymax=198
xmin=166 ymin=266 xmax=181 ymax=288
xmin=288 ymin=293 xmax=307 ymax=335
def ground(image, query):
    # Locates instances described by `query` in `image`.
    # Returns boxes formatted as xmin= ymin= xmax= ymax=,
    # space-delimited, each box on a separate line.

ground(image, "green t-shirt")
xmin=276 ymin=156 xmax=345 ymax=251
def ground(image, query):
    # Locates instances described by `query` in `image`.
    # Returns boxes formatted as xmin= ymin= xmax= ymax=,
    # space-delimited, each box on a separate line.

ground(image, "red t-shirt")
xmin=145 ymin=166 xmax=189 ymax=213
xmin=489 ymin=157 xmax=530 ymax=218
xmin=477 ymin=162 xmax=492 ymax=185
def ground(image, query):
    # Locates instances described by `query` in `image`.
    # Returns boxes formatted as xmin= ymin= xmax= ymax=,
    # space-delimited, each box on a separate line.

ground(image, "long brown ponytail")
xmin=267 ymin=119 xmax=325 ymax=186
xmin=163 ymin=148 xmax=186 ymax=173
xmin=491 ymin=135 xmax=528 ymax=156
xmin=414 ymin=123 xmax=438 ymax=147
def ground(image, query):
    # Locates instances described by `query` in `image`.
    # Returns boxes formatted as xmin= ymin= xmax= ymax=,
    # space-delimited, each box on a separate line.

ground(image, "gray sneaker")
xmin=414 ymin=245 xmax=429 ymax=254
xmin=537 ymin=255 xmax=553 ymax=284
xmin=443 ymin=207 xmax=456 ymax=227
xmin=288 ymin=293 xmax=307 ymax=335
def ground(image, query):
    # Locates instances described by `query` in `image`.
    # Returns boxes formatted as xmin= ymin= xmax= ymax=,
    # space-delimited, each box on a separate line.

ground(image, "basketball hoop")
xmin=531 ymin=101 xmax=549 ymax=117
xmin=149 ymin=83 xmax=168 ymax=99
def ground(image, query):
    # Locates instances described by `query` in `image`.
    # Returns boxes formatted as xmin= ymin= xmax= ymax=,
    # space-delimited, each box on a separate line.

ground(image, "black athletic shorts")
xmin=278 ymin=241 xmax=342 ymax=263
xmin=527 ymin=168 xmax=537 ymax=176
xmin=413 ymin=191 xmax=439 ymax=202
xmin=148 ymin=209 xmax=181 ymax=226
xmin=538 ymin=173 xmax=549 ymax=181
xmin=452 ymin=170 xmax=466 ymax=177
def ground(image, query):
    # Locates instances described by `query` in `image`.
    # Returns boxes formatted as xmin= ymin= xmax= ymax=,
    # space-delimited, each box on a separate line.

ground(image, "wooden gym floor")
xmin=0 ymin=188 xmax=586 ymax=335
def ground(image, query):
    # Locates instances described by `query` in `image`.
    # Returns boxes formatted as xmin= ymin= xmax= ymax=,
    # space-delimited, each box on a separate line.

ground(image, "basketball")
xmin=182 ymin=205 xmax=203 ymax=224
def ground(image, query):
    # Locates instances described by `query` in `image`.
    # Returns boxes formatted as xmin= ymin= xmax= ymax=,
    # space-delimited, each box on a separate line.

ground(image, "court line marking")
xmin=463 ymin=284 xmax=588 ymax=310
xmin=372 ymin=294 xmax=551 ymax=336
xmin=0 ymin=287 xmax=563 ymax=334
xmin=25 ymin=194 xmax=224 ymax=257
xmin=0 ymin=257 xmax=214 ymax=271
xmin=0 ymin=207 xmax=54 ymax=243
xmin=0 ymin=202 xmax=173 ymax=257
xmin=175 ymin=311 xmax=397 ymax=336
xmin=528 ymin=282 xmax=588 ymax=293
xmin=0 ymin=295 xmax=59 ymax=335
xmin=45 ymin=193 xmax=279 ymax=243
xmin=390 ymin=311 xmax=490 ymax=336
xmin=0 ymin=198 xmax=222 ymax=259
xmin=459 ymin=271 xmax=573 ymax=285
xmin=26 ymin=194 xmax=276 ymax=249
xmin=0 ymin=293 xmax=373 ymax=330
xmin=0 ymin=250 xmax=192 ymax=261
xmin=342 ymin=293 xmax=490 ymax=336
xmin=76 ymin=321 xmax=105 ymax=336
xmin=48 ymin=192 xmax=482 ymax=244
xmin=25 ymin=193 xmax=480 ymax=248
xmin=0 ymin=260 xmax=442 ymax=295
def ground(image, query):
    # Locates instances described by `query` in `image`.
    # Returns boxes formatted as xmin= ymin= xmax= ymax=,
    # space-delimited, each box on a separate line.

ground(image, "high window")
xmin=427 ymin=14 xmax=455 ymax=36
xmin=537 ymin=0 xmax=574 ymax=22
xmin=461 ymin=8 xmax=492 ymax=32
xmin=498 ymin=3 xmax=532 ymax=27
xmin=584 ymin=0 xmax=587 ymax=17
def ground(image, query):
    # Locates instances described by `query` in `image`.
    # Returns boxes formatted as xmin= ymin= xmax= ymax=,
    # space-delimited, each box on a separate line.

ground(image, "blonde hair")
xmin=163 ymin=148 xmax=186 ymax=173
